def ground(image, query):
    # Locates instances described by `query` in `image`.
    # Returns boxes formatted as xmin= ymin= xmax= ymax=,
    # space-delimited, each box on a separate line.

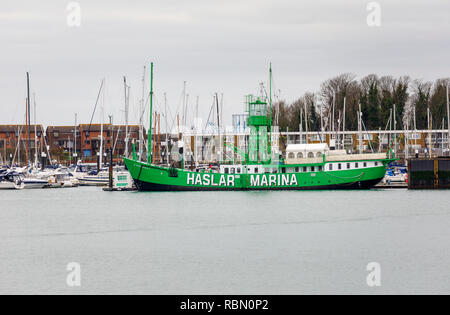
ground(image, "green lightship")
xmin=124 ymin=63 xmax=393 ymax=191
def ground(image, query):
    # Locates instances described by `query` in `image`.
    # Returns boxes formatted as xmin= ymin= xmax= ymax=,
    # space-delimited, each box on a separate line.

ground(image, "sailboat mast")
xmin=74 ymin=113 xmax=77 ymax=164
xmin=215 ymin=93 xmax=221 ymax=163
xmin=34 ymin=93 xmax=37 ymax=167
xmin=157 ymin=113 xmax=161 ymax=164
xmin=165 ymin=92 xmax=169 ymax=166
xmin=26 ymin=72 xmax=31 ymax=166
xmin=269 ymin=63 xmax=272 ymax=155
xmin=394 ymin=104 xmax=397 ymax=156
xmin=182 ymin=81 xmax=186 ymax=129
xmin=304 ymin=101 xmax=308 ymax=144
xmin=99 ymin=79 xmax=105 ymax=168
xmin=124 ymin=76 xmax=129 ymax=158
xmin=25 ymin=98 xmax=29 ymax=165
xmin=139 ymin=66 xmax=146 ymax=161
xmin=447 ymin=84 xmax=449 ymax=153
xmin=343 ymin=96 xmax=346 ymax=150
xmin=147 ymin=62 xmax=154 ymax=164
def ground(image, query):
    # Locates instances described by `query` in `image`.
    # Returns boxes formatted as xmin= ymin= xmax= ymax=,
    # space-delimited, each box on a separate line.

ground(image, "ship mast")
xmin=147 ymin=62 xmax=154 ymax=164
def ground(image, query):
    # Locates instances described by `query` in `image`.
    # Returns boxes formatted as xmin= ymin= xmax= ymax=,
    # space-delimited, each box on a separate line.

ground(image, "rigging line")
xmin=87 ymin=80 xmax=104 ymax=134
xmin=112 ymin=110 xmax=125 ymax=155
xmin=379 ymin=115 xmax=391 ymax=152
xmin=171 ymin=88 xmax=186 ymax=130
xmin=204 ymin=96 xmax=216 ymax=132
xmin=167 ymin=89 xmax=186 ymax=134
xmin=361 ymin=119 xmax=375 ymax=153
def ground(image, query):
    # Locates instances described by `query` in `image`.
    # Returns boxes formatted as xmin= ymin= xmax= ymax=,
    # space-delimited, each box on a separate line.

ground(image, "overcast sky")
xmin=0 ymin=0 xmax=449 ymax=129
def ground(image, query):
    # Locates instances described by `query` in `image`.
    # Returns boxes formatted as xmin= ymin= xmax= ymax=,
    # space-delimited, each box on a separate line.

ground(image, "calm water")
xmin=0 ymin=187 xmax=449 ymax=295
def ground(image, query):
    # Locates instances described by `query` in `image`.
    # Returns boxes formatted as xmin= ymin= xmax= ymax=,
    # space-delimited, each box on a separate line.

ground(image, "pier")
xmin=408 ymin=157 xmax=450 ymax=189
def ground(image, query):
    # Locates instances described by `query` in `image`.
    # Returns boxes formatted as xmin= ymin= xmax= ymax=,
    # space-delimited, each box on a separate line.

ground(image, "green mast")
xmin=147 ymin=62 xmax=154 ymax=164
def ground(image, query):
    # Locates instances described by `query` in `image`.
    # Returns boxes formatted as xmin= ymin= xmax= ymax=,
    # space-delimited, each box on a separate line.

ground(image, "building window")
xmin=54 ymin=132 xmax=59 ymax=137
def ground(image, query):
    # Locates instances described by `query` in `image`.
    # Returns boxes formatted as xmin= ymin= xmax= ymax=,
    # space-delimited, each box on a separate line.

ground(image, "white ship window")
xmin=297 ymin=152 xmax=303 ymax=159
xmin=311 ymin=166 xmax=315 ymax=172
xmin=318 ymin=166 xmax=323 ymax=172
xmin=347 ymin=163 xmax=351 ymax=169
xmin=338 ymin=163 xmax=342 ymax=170
xmin=254 ymin=167 xmax=258 ymax=173
xmin=375 ymin=162 xmax=378 ymax=166
xmin=329 ymin=164 xmax=333 ymax=171
xmin=237 ymin=168 xmax=241 ymax=174
xmin=295 ymin=167 xmax=299 ymax=172
xmin=316 ymin=152 xmax=322 ymax=158
xmin=288 ymin=152 xmax=295 ymax=159
xmin=230 ymin=168 xmax=235 ymax=174
xmin=224 ymin=168 xmax=229 ymax=174
xmin=363 ymin=162 xmax=367 ymax=167
xmin=303 ymin=167 xmax=307 ymax=172
xmin=307 ymin=152 xmax=314 ymax=158
xmin=355 ymin=163 xmax=359 ymax=168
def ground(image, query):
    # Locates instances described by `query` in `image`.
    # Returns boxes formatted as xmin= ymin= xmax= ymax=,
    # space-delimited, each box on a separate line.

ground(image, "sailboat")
xmin=124 ymin=64 xmax=394 ymax=191
xmin=0 ymin=170 xmax=25 ymax=190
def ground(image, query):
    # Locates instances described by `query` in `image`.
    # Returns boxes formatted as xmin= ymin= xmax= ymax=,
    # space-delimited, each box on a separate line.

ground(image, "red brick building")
xmin=0 ymin=125 xmax=45 ymax=164
xmin=45 ymin=124 xmax=144 ymax=163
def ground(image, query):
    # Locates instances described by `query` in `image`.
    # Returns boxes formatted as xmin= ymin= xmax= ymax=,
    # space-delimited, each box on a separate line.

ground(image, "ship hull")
xmin=124 ymin=158 xmax=389 ymax=192
xmin=133 ymin=177 xmax=384 ymax=191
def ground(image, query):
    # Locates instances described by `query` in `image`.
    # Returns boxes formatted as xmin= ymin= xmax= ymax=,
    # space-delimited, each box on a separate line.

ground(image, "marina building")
xmin=0 ymin=125 xmax=45 ymax=164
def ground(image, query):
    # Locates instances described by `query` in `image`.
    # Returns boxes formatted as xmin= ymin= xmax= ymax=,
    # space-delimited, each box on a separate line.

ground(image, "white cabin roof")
xmin=286 ymin=143 xmax=329 ymax=153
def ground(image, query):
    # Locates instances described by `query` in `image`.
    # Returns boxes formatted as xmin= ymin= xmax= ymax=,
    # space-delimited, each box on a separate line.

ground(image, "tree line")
xmin=273 ymin=74 xmax=449 ymax=132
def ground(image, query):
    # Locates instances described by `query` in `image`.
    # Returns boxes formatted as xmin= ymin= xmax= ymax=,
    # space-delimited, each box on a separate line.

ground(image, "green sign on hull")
xmin=123 ymin=158 xmax=389 ymax=191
